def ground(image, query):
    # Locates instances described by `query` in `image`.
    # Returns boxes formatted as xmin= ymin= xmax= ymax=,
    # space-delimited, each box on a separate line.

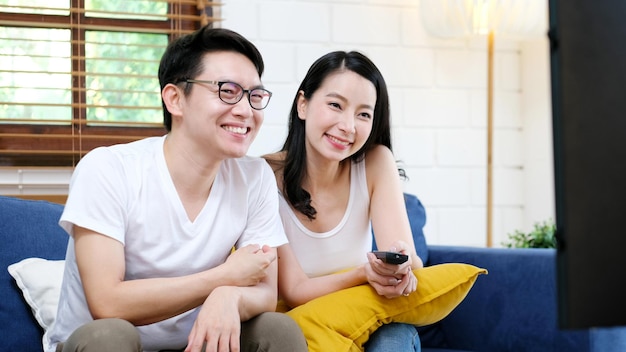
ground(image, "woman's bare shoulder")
xmin=364 ymin=145 xmax=395 ymax=167
xmin=364 ymin=145 xmax=401 ymax=189
xmin=261 ymin=151 xmax=287 ymax=191
xmin=261 ymin=151 xmax=286 ymax=171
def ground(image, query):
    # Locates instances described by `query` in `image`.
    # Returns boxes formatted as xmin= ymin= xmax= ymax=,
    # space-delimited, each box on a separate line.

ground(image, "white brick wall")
xmin=226 ymin=0 xmax=553 ymax=247
xmin=0 ymin=0 xmax=554 ymax=248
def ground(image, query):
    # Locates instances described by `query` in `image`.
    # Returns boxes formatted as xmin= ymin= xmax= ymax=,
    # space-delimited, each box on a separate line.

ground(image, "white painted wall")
xmin=0 ymin=0 xmax=555 ymax=248
xmin=521 ymin=38 xmax=555 ymax=232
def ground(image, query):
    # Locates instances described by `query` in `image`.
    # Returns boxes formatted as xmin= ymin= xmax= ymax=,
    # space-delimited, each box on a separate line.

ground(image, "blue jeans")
xmin=364 ymin=323 xmax=421 ymax=352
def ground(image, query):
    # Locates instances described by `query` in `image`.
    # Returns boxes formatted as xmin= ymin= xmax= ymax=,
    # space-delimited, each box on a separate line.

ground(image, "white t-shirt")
xmin=278 ymin=160 xmax=372 ymax=278
xmin=45 ymin=135 xmax=287 ymax=352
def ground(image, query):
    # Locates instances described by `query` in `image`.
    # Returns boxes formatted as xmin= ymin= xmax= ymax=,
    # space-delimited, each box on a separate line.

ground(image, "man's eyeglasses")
xmin=185 ymin=79 xmax=272 ymax=110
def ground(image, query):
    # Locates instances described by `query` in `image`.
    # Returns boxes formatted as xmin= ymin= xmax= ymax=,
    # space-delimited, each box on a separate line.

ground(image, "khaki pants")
xmin=56 ymin=312 xmax=307 ymax=352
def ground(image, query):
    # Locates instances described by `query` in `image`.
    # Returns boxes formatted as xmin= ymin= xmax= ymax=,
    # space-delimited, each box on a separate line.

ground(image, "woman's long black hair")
xmin=281 ymin=51 xmax=400 ymax=220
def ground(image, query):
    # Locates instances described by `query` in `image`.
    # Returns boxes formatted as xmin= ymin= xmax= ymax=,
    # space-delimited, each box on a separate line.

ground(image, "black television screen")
xmin=549 ymin=0 xmax=626 ymax=329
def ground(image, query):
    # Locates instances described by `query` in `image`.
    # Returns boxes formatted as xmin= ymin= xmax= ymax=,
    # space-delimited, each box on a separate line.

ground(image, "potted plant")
xmin=502 ymin=220 xmax=557 ymax=249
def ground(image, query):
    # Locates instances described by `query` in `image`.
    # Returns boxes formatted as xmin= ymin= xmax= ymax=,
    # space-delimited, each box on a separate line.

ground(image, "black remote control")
xmin=372 ymin=251 xmax=409 ymax=264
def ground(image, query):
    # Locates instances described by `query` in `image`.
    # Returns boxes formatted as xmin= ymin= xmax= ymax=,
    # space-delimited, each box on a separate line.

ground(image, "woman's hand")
xmin=365 ymin=252 xmax=418 ymax=299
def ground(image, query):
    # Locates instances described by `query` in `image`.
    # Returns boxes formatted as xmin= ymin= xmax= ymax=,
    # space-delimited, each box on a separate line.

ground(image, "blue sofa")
xmin=2 ymin=194 xmax=626 ymax=352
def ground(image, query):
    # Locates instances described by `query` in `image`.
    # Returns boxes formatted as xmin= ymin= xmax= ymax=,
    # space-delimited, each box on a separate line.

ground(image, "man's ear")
xmin=296 ymin=90 xmax=307 ymax=120
xmin=162 ymin=83 xmax=183 ymax=118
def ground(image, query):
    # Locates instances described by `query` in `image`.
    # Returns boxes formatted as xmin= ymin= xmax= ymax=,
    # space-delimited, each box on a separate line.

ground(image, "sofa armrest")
xmin=423 ymin=245 xmax=590 ymax=352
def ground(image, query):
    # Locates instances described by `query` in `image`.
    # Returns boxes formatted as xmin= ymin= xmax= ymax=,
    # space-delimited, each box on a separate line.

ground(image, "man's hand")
xmin=224 ymin=244 xmax=276 ymax=287
xmin=185 ymin=286 xmax=241 ymax=352
xmin=185 ymin=245 xmax=279 ymax=351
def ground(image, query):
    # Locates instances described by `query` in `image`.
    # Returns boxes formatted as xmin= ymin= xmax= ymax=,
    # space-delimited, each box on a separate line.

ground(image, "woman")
xmin=264 ymin=51 xmax=423 ymax=351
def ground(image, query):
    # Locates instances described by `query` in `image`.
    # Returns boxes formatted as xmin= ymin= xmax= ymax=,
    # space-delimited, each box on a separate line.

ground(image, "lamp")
xmin=419 ymin=0 xmax=546 ymax=247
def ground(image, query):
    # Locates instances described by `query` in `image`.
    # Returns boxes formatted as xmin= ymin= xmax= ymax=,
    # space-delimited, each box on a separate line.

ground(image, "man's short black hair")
xmin=158 ymin=27 xmax=265 ymax=131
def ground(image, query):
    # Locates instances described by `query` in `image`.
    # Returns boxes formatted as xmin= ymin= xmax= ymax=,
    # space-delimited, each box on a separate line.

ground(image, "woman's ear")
xmin=296 ymin=90 xmax=307 ymax=120
xmin=162 ymin=83 xmax=183 ymax=118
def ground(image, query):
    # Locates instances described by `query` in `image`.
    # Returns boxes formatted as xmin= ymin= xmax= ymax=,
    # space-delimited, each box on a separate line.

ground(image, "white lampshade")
xmin=419 ymin=0 xmax=547 ymax=39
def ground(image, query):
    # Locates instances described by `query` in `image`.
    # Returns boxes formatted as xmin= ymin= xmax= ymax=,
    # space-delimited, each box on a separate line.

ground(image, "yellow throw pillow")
xmin=286 ymin=263 xmax=487 ymax=352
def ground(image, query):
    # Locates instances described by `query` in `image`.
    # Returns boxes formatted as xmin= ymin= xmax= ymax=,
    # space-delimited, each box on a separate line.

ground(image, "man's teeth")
xmin=224 ymin=126 xmax=247 ymax=134
xmin=328 ymin=135 xmax=349 ymax=146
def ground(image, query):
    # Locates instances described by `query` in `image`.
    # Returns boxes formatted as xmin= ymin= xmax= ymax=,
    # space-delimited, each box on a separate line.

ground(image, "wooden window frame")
xmin=0 ymin=1 xmax=216 ymax=166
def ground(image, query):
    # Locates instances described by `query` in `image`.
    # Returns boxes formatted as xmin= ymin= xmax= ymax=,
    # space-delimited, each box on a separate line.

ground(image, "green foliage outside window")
xmin=85 ymin=31 xmax=165 ymax=123
xmin=0 ymin=0 xmax=169 ymax=125
xmin=0 ymin=0 xmax=211 ymax=165
xmin=0 ymin=27 xmax=71 ymax=120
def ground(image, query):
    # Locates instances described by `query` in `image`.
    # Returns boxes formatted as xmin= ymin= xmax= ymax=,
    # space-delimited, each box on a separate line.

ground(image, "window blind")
xmin=0 ymin=0 xmax=221 ymax=166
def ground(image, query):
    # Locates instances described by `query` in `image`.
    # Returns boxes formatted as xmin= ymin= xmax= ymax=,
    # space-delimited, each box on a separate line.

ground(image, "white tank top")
xmin=278 ymin=161 xmax=372 ymax=277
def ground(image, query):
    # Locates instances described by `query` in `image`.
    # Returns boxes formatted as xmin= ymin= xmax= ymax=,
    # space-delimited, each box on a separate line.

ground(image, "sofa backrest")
xmin=2 ymin=192 xmax=430 ymax=351
xmin=0 ymin=196 xmax=69 ymax=351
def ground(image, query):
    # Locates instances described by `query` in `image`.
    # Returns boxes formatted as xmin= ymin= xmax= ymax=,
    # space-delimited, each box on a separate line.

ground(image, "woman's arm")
xmin=277 ymin=243 xmax=368 ymax=308
xmin=363 ymin=145 xmax=424 ymax=298
xmin=366 ymin=145 xmax=423 ymax=270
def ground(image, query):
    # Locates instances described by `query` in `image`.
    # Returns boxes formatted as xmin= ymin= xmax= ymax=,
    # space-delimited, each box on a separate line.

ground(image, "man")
xmin=45 ymin=26 xmax=307 ymax=352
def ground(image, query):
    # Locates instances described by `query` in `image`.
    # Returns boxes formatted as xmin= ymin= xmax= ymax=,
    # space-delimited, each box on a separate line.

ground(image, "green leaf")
xmin=502 ymin=220 xmax=557 ymax=249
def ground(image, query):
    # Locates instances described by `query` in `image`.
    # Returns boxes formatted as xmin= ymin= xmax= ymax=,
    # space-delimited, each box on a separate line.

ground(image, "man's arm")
xmin=217 ymin=245 xmax=279 ymax=321
xmin=74 ymin=226 xmax=276 ymax=326
xmin=184 ymin=245 xmax=279 ymax=352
